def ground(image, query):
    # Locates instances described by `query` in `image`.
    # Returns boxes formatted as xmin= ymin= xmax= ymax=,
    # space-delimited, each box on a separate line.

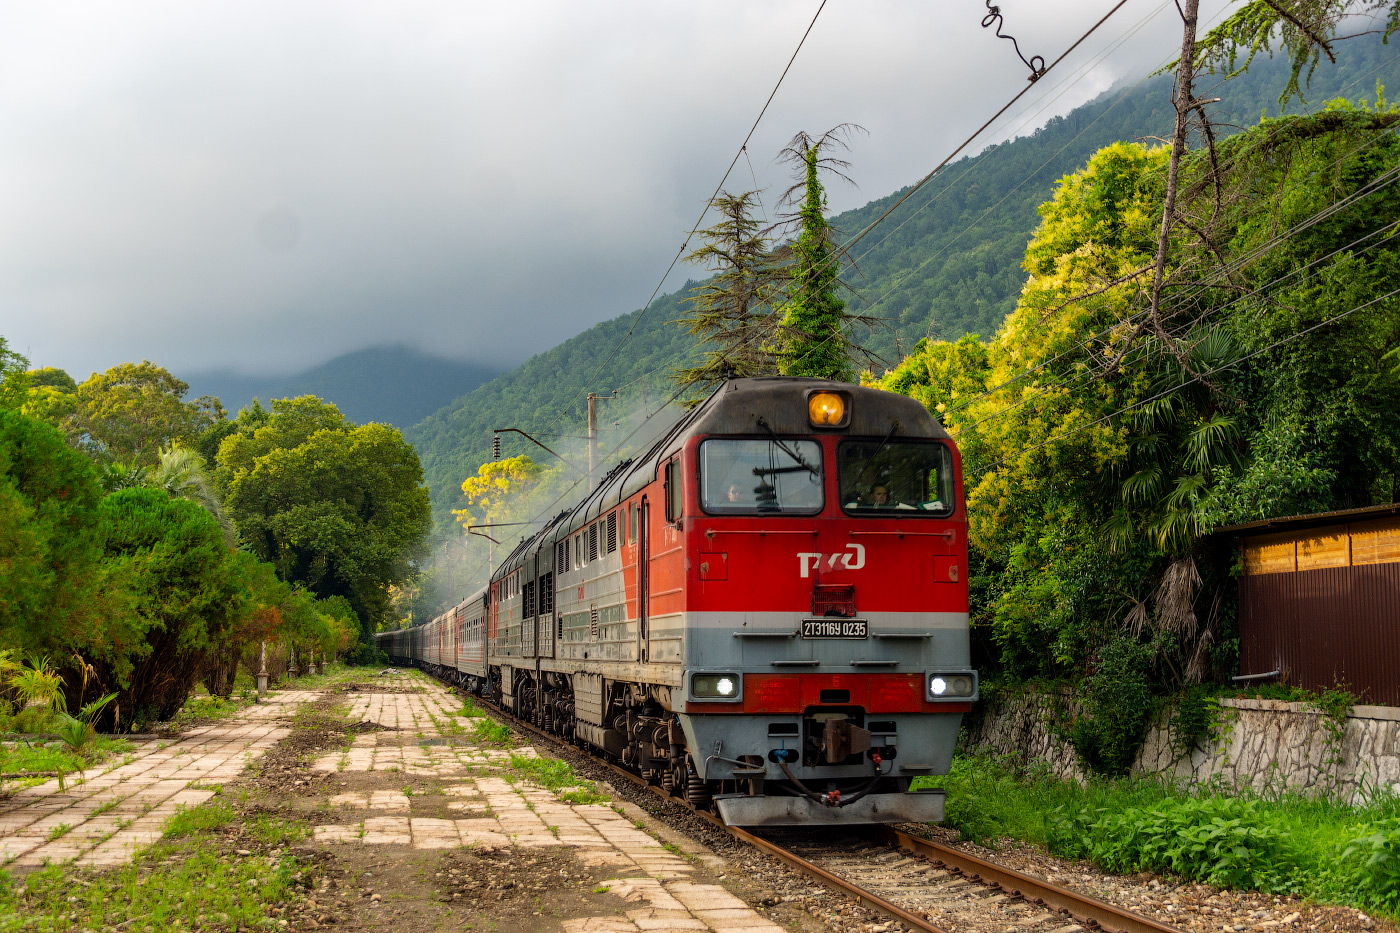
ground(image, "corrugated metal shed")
xmin=1226 ymin=506 xmax=1400 ymax=707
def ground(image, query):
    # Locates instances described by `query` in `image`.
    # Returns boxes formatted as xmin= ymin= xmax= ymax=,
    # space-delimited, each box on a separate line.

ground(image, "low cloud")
xmin=0 ymin=0 xmax=1229 ymax=379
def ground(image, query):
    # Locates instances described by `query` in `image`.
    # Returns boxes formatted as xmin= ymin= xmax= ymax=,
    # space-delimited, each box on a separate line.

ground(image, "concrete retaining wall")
xmin=964 ymin=691 xmax=1400 ymax=803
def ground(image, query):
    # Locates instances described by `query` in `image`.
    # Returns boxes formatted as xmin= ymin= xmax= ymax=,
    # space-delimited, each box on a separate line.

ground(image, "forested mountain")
xmin=187 ymin=346 xmax=499 ymax=428
xmin=408 ymin=37 xmax=1400 ymax=521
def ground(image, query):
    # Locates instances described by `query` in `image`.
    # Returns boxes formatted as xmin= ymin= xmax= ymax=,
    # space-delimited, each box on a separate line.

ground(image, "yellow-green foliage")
xmin=877 ymin=100 xmax=1400 ymax=707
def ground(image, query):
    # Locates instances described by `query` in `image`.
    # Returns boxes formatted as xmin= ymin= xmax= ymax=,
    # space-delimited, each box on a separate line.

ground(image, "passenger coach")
xmin=379 ymin=377 xmax=976 ymax=826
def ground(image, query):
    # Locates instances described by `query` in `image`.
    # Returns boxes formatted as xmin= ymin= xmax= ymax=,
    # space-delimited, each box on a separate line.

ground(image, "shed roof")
xmin=1214 ymin=502 xmax=1400 ymax=537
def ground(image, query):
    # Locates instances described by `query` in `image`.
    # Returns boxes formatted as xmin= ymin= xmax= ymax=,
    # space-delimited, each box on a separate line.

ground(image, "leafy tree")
xmin=880 ymin=99 xmax=1400 ymax=704
xmin=72 ymin=362 xmax=224 ymax=465
xmin=219 ymin=396 xmax=431 ymax=649
xmin=452 ymin=454 xmax=550 ymax=532
xmin=0 ymin=338 xmax=29 ymax=410
xmin=673 ymin=191 xmax=782 ymax=390
xmin=775 ymin=127 xmax=869 ymax=380
xmin=1193 ymin=0 xmax=1399 ymax=103
xmin=20 ymin=367 xmax=78 ymax=426
xmin=0 ymin=410 xmax=107 ymax=666
xmin=95 ymin=487 xmax=241 ymax=723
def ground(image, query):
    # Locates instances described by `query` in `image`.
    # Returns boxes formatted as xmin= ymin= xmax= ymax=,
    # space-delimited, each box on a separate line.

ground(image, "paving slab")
xmin=0 ymin=690 xmax=318 ymax=870
xmin=305 ymin=673 xmax=787 ymax=932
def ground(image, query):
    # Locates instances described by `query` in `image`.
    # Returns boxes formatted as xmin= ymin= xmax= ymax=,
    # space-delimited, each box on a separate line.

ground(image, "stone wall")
xmin=963 ymin=691 xmax=1400 ymax=803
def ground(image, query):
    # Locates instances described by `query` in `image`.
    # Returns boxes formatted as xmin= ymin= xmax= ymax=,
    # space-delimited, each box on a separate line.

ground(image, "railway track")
xmin=443 ymin=676 xmax=1186 ymax=933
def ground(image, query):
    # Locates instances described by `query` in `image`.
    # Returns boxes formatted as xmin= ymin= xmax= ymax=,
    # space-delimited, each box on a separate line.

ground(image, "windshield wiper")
xmin=854 ymin=419 xmax=900 ymax=484
xmin=754 ymin=418 xmax=818 ymax=475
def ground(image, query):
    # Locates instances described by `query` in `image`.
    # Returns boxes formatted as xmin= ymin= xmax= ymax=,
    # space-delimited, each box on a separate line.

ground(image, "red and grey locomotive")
xmin=378 ymin=377 xmax=977 ymax=826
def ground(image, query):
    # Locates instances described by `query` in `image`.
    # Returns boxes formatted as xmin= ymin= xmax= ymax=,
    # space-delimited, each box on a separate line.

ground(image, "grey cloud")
xmin=0 ymin=0 xmax=1231 ymax=380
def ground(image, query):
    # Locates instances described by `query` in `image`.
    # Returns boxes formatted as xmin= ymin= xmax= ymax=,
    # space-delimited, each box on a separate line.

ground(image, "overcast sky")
xmin=0 ymin=0 xmax=1236 ymax=380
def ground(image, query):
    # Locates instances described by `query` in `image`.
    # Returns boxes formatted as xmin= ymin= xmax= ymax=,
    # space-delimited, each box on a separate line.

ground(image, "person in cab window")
xmin=868 ymin=483 xmax=915 ymax=510
xmin=726 ymin=482 xmax=747 ymax=504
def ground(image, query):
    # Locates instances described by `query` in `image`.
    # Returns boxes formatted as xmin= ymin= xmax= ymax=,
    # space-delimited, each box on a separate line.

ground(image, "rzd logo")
xmin=797 ymin=543 xmax=865 ymax=578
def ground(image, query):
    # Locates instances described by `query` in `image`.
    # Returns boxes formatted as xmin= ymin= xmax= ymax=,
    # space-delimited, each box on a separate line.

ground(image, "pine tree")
xmin=774 ymin=126 xmax=869 ymax=380
xmin=673 ymin=191 xmax=782 ymax=390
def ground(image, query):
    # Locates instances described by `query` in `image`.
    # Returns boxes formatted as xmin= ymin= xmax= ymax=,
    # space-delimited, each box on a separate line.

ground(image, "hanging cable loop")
xmin=982 ymin=1 xmax=1046 ymax=81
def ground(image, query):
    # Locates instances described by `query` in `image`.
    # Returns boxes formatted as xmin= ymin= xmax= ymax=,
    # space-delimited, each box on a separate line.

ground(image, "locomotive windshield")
xmin=838 ymin=440 xmax=954 ymax=515
xmin=699 ymin=438 xmax=823 ymax=514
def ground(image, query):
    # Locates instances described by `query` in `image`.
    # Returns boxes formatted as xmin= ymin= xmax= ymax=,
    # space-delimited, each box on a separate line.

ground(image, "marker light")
xmin=808 ymin=392 xmax=846 ymax=427
xmin=692 ymin=673 xmax=742 ymax=699
xmin=930 ymin=677 xmax=947 ymax=696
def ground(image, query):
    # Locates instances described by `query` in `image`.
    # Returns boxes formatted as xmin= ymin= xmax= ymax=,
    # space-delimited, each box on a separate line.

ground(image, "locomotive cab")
xmin=667 ymin=379 xmax=977 ymax=825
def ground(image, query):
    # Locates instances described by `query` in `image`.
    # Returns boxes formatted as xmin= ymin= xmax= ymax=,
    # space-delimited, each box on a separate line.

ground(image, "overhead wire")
xmin=537 ymin=0 xmax=831 ymax=437
xmin=561 ymin=0 xmax=1151 ymax=414
xmin=944 ymin=137 xmax=1400 ymax=435
xmin=926 ymin=58 xmax=1400 ymax=427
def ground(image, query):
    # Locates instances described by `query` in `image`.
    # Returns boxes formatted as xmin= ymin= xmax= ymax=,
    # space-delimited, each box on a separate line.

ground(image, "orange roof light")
xmin=808 ymin=391 xmax=846 ymax=427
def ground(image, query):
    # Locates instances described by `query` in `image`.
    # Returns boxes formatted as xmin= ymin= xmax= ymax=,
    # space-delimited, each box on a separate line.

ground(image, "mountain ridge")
xmin=186 ymin=345 xmax=500 ymax=428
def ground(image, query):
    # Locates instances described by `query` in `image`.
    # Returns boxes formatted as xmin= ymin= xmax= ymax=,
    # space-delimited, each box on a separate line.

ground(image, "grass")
xmin=247 ymin=813 xmax=308 ymax=847
xmin=90 ymin=798 xmax=121 ymax=817
xmin=0 ymin=844 xmax=300 ymax=931
xmin=931 ymin=754 xmax=1400 ymax=919
xmin=0 ymin=797 xmax=312 ymax=931
xmin=472 ymin=718 xmax=511 ymax=744
xmin=459 ymin=698 xmax=485 ymax=718
xmin=0 ymin=735 xmax=133 ymax=790
xmin=45 ymin=824 xmax=70 ymax=842
xmin=162 ymin=800 xmax=237 ymax=839
xmin=506 ymin=754 xmax=609 ymax=804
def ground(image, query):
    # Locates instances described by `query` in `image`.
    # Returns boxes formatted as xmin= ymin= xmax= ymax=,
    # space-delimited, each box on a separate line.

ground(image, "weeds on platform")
xmin=0 ymin=796 xmax=310 ymax=932
xmin=172 ymin=691 xmax=251 ymax=726
xmin=0 ymin=735 xmax=132 ymax=791
xmin=163 ymin=799 xmax=237 ymax=838
xmin=472 ymin=718 xmax=511 ymax=744
xmin=932 ymin=754 xmax=1400 ymax=918
xmin=506 ymin=754 xmax=608 ymax=804
xmin=0 ymin=845 xmax=299 ymax=932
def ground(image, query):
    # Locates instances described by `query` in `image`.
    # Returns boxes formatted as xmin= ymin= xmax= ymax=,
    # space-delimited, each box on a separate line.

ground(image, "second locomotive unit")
xmin=379 ymin=377 xmax=977 ymax=826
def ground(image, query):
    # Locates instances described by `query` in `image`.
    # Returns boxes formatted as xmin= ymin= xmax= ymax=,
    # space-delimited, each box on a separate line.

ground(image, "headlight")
xmin=928 ymin=672 xmax=976 ymax=700
xmin=692 ymin=673 xmax=741 ymax=699
xmin=808 ymin=391 xmax=847 ymax=427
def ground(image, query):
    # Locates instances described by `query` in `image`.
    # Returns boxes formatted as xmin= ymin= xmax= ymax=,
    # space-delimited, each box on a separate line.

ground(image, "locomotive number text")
xmin=801 ymin=619 xmax=868 ymax=639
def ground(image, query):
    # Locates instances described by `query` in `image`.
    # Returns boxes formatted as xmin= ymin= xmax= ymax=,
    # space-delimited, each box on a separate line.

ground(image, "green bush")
xmin=1068 ymin=796 xmax=1299 ymax=890
xmin=1067 ymin=634 xmax=1157 ymax=775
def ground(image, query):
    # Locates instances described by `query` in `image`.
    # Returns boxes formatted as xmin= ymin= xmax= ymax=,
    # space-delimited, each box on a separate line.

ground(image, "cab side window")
xmin=665 ymin=459 xmax=682 ymax=523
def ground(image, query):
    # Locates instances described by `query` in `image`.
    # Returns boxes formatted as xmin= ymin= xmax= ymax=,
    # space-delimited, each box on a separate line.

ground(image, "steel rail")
xmin=451 ymin=685 xmax=949 ymax=932
xmin=876 ymin=826 xmax=1183 ymax=933
xmin=426 ymin=669 xmax=1185 ymax=933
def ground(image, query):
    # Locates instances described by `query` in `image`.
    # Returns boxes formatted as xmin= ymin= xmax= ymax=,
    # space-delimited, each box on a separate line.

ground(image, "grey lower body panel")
xmin=714 ymin=790 xmax=944 ymax=827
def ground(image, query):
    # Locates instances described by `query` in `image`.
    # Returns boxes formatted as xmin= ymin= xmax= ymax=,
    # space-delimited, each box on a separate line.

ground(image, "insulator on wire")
xmin=492 ymin=434 xmax=501 ymax=461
